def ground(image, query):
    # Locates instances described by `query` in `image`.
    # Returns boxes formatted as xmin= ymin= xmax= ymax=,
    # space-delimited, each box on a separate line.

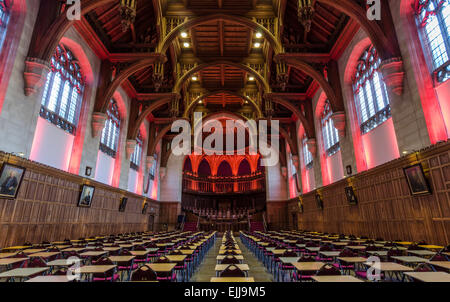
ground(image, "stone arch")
xmin=270 ymin=96 xmax=315 ymax=139
xmin=183 ymin=89 xmax=263 ymax=119
xmin=157 ymin=13 xmax=283 ymax=55
xmin=317 ymin=0 xmax=398 ymax=59
xmin=128 ymin=94 xmax=176 ymax=140
xmin=174 ymin=61 xmax=270 ymax=93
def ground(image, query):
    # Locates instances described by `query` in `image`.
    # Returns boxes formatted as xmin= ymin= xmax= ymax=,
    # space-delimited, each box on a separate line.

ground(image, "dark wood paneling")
xmin=0 ymin=152 xmax=159 ymax=247
xmin=294 ymin=142 xmax=450 ymax=245
xmin=158 ymin=202 xmax=181 ymax=231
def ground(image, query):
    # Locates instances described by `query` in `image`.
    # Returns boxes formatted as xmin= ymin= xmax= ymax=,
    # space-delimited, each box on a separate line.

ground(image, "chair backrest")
xmin=339 ymin=248 xmax=355 ymax=257
xmin=155 ymin=256 xmax=170 ymax=263
xmin=407 ymin=244 xmax=423 ymax=250
xmin=93 ymin=257 xmax=114 ymax=266
xmin=120 ymin=249 xmax=132 ymax=256
xmin=131 ymin=265 xmax=158 ymax=281
xmin=221 ymin=256 xmax=240 ymax=264
xmin=28 ymin=257 xmax=47 ymax=268
xmin=219 ymin=264 xmax=246 ymax=277
xmin=298 ymin=255 xmax=315 ymax=262
xmin=429 ymin=253 xmax=446 ymax=262
xmin=282 ymin=250 xmax=298 ymax=257
xmin=414 ymin=263 xmax=433 ymax=272
xmin=134 ymin=245 xmax=146 ymax=251
xmin=315 ymin=263 xmax=341 ymax=276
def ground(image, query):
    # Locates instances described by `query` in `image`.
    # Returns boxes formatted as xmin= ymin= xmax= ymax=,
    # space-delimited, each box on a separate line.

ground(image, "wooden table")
xmin=337 ymin=257 xmax=367 ymax=263
xmin=210 ymin=277 xmax=254 ymax=282
xmin=219 ymin=250 xmax=242 ymax=255
xmin=80 ymin=251 xmax=107 ymax=257
xmin=215 ymin=264 xmax=250 ymax=277
xmin=363 ymin=262 xmax=414 ymax=281
xmin=165 ymin=255 xmax=187 ymax=262
xmin=418 ymin=245 xmax=444 ymax=250
xmin=47 ymin=259 xmax=81 ymax=267
xmin=26 ymin=275 xmax=72 ymax=282
xmin=1 ymin=246 xmax=31 ymax=251
xmin=0 ymin=267 xmax=49 ymax=281
xmin=147 ymin=263 xmax=177 ymax=273
xmin=29 ymin=252 xmax=60 ymax=259
xmin=103 ymin=247 xmax=121 ymax=252
xmin=108 ymin=256 xmax=135 ymax=263
xmin=130 ymin=250 xmax=150 ymax=256
xmin=279 ymin=257 xmax=300 ymax=264
xmin=312 ymin=275 xmax=364 ymax=282
xmin=391 ymin=256 xmax=428 ymax=264
xmin=427 ymin=261 xmax=450 ymax=271
xmin=319 ymin=251 xmax=340 ymax=258
xmin=62 ymin=248 xmax=86 ymax=252
xmin=23 ymin=249 xmax=46 ymax=254
xmin=0 ymin=258 xmax=27 ymax=268
xmin=407 ymin=250 xmax=436 ymax=257
xmin=404 ymin=271 xmax=450 ymax=282
xmin=292 ymin=262 xmax=325 ymax=278
xmin=177 ymin=250 xmax=195 ymax=255
xmin=0 ymin=253 xmax=18 ymax=259
xmin=74 ymin=265 xmax=116 ymax=281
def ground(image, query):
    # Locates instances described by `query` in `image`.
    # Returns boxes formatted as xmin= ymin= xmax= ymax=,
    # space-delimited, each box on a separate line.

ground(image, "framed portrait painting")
xmin=119 ymin=197 xmax=128 ymax=212
xmin=78 ymin=185 xmax=95 ymax=208
xmin=315 ymin=193 xmax=323 ymax=210
xmin=403 ymin=164 xmax=431 ymax=196
xmin=0 ymin=163 xmax=26 ymax=199
xmin=345 ymin=186 xmax=358 ymax=205
xmin=142 ymin=202 xmax=148 ymax=214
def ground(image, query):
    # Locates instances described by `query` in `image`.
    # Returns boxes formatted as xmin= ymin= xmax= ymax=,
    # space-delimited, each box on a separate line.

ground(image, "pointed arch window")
xmin=40 ymin=44 xmax=85 ymax=135
xmin=0 ymin=0 xmax=10 ymax=51
xmin=100 ymin=99 xmax=121 ymax=158
xmin=130 ymin=131 xmax=143 ymax=171
xmin=415 ymin=0 xmax=450 ymax=83
xmin=149 ymin=154 xmax=157 ymax=180
xmin=321 ymin=100 xmax=340 ymax=156
xmin=352 ymin=45 xmax=391 ymax=134
xmin=302 ymin=137 xmax=313 ymax=169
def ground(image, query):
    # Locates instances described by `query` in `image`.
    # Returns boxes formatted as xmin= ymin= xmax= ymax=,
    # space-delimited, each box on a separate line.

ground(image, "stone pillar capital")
xmin=23 ymin=57 xmax=51 ymax=96
xmin=91 ymin=112 xmax=108 ymax=138
xmin=306 ymin=138 xmax=317 ymax=157
xmin=330 ymin=111 xmax=346 ymax=138
xmin=126 ymin=139 xmax=136 ymax=160
xmin=380 ymin=57 xmax=405 ymax=96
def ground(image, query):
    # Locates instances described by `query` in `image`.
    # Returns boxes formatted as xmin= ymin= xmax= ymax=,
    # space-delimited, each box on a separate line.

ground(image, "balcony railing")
xmin=182 ymin=172 xmax=266 ymax=193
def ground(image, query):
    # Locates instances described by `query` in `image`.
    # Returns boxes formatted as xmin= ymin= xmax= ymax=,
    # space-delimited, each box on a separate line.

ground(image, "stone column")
xmin=380 ymin=58 xmax=430 ymax=153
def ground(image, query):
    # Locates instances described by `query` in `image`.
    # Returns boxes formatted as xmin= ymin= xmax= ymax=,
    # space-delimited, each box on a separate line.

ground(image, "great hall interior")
xmin=0 ymin=0 xmax=448 ymax=284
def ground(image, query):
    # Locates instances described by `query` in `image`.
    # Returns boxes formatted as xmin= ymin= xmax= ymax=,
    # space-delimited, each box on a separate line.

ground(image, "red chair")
xmin=315 ymin=264 xmax=341 ymax=276
xmin=219 ymin=265 xmax=246 ymax=277
xmin=131 ymin=265 xmax=158 ymax=282
xmin=92 ymin=257 xmax=120 ymax=282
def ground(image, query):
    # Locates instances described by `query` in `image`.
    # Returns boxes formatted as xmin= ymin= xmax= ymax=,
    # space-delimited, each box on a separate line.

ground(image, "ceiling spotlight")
xmin=183 ymin=42 xmax=190 ymax=48
xmin=248 ymin=76 xmax=255 ymax=81
xmin=191 ymin=76 xmax=198 ymax=81
xmin=198 ymin=100 xmax=203 ymax=104
xmin=254 ymin=42 xmax=261 ymax=48
xmin=181 ymin=32 xmax=188 ymax=38
xmin=255 ymin=32 xmax=263 ymax=39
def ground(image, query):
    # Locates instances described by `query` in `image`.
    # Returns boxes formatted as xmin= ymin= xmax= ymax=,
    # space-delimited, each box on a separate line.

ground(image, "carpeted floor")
xmin=190 ymin=234 xmax=273 ymax=282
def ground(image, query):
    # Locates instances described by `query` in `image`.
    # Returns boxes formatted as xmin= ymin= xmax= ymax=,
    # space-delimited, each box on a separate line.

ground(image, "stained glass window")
xmin=0 ymin=0 xmax=9 ymax=51
xmin=416 ymin=0 xmax=450 ymax=82
xmin=303 ymin=137 xmax=313 ymax=169
xmin=100 ymin=99 xmax=121 ymax=158
xmin=352 ymin=45 xmax=391 ymax=134
xmin=40 ymin=44 xmax=84 ymax=134
xmin=130 ymin=131 xmax=143 ymax=170
xmin=321 ymin=100 xmax=340 ymax=156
